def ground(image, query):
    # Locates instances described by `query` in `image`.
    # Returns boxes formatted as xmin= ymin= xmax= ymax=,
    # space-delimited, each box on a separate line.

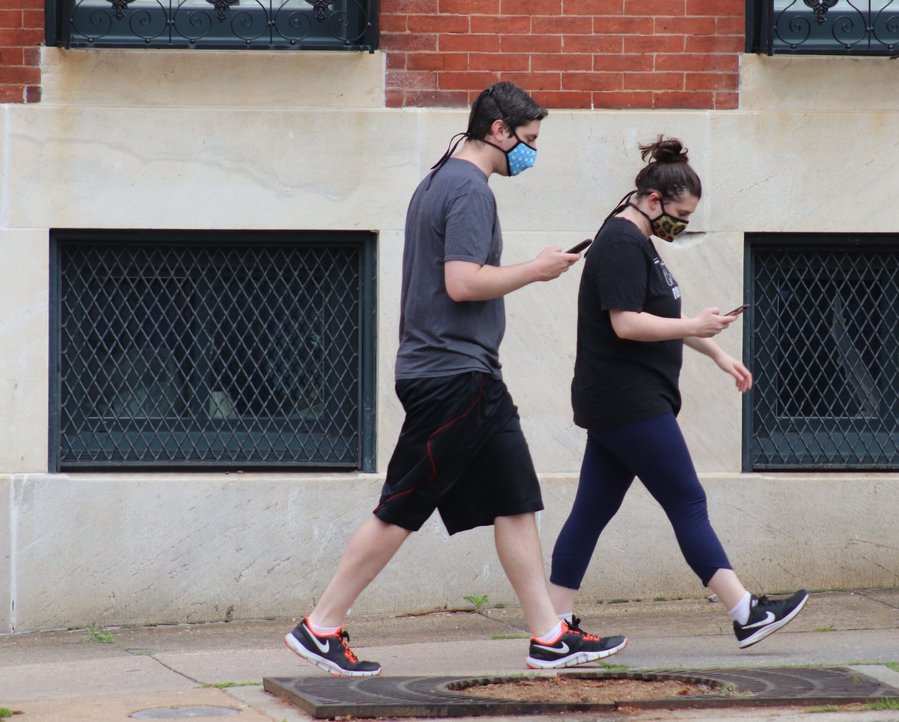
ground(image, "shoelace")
xmin=753 ymin=595 xmax=771 ymax=610
xmin=565 ymin=617 xmax=601 ymax=641
xmin=338 ymin=630 xmax=359 ymax=664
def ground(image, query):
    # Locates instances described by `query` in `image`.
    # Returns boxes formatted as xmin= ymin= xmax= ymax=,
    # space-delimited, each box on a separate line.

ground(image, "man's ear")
xmin=488 ymin=117 xmax=509 ymax=140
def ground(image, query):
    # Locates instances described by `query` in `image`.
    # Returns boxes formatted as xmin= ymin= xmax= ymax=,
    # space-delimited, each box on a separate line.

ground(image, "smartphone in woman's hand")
xmin=725 ymin=304 xmax=749 ymax=316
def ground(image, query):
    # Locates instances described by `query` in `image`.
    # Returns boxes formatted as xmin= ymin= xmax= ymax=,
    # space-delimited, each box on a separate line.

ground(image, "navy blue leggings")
xmin=550 ymin=412 xmax=732 ymax=589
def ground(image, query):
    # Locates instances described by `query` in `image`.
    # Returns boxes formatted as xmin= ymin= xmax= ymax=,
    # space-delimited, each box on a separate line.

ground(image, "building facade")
xmin=1 ymin=0 xmax=898 ymax=632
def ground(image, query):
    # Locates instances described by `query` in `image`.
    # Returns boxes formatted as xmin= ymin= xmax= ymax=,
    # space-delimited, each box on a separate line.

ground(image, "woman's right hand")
xmin=690 ymin=307 xmax=736 ymax=338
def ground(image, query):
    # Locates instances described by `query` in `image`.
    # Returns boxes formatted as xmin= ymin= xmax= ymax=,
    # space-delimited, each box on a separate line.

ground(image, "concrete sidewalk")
xmin=1 ymin=589 xmax=897 ymax=722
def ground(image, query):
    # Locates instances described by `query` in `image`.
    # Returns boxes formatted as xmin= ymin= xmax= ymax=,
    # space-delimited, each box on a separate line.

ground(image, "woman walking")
xmin=550 ymin=136 xmax=808 ymax=649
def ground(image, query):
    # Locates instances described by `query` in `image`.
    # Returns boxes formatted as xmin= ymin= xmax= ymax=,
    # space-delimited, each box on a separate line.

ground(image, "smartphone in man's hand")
xmin=566 ymin=239 xmax=593 ymax=254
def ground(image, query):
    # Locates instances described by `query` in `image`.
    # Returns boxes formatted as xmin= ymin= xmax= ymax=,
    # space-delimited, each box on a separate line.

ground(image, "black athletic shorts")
xmin=374 ymin=371 xmax=544 ymax=535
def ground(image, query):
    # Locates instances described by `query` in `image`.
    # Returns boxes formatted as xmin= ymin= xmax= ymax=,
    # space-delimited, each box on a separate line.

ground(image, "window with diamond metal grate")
xmin=745 ymin=234 xmax=899 ymax=470
xmin=50 ymin=231 xmax=376 ymax=471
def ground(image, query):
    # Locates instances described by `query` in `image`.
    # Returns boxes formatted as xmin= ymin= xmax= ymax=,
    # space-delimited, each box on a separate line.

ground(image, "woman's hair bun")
xmin=640 ymin=135 xmax=688 ymax=164
xmin=633 ymin=134 xmax=701 ymax=200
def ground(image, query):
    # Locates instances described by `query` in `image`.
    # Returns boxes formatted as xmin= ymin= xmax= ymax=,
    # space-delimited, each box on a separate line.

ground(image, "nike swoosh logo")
xmin=532 ymin=641 xmax=569 ymax=655
xmin=743 ymin=611 xmax=776 ymax=629
xmin=304 ymin=626 xmax=331 ymax=654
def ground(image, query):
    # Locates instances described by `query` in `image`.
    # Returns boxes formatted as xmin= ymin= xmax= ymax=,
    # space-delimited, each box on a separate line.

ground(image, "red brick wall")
xmin=382 ymin=0 xmax=743 ymax=110
xmin=0 ymin=0 xmax=42 ymax=103
xmin=0 ymin=1 xmax=742 ymax=108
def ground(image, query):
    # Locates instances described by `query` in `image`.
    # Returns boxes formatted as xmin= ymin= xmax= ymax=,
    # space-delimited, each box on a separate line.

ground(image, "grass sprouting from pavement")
xmin=862 ymin=698 xmax=899 ymax=710
xmin=199 ymin=681 xmax=260 ymax=688
xmin=82 ymin=626 xmax=115 ymax=644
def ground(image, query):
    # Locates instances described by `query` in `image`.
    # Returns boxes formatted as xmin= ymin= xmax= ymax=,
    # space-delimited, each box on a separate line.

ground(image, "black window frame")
xmin=46 ymin=0 xmax=379 ymax=51
xmin=746 ymin=0 xmax=898 ymax=56
xmin=49 ymin=228 xmax=377 ymax=472
xmin=743 ymin=232 xmax=899 ymax=471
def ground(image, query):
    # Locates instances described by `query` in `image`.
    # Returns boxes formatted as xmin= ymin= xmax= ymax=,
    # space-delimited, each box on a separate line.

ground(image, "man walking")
xmin=284 ymin=82 xmax=627 ymax=677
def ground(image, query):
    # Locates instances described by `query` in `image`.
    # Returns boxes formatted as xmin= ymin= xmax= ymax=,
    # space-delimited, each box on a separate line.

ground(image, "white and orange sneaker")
xmin=284 ymin=617 xmax=381 ymax=677
xmin=526 ymin=619 xmax=627 ymax=669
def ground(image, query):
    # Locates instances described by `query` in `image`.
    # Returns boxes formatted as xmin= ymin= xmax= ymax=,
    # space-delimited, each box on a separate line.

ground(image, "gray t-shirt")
xmin=395 ymin=158 xmax=505 ymax=380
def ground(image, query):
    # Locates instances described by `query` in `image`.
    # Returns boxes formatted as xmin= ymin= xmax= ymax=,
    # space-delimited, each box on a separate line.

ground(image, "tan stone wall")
xmin=3 ymin=472 xmax=897 ymax=632
xmin=1 ymin=49 xmax=897 ymax=631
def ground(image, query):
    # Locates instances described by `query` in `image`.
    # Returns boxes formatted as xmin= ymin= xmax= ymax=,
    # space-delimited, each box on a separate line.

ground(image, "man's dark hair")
xmin=466 ymin=82 xmax=548 ymax=141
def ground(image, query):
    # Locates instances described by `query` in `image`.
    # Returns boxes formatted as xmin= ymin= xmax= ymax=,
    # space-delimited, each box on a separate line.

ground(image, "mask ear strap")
xmin=593 ymin=190 xmax=636 ymax=242
xmin=614 ymin=190 xmax=637 ymax=216
xmin=427 ymin=132 xmax=469 ymax=189
xmin=426 ymin=86 xmax=504 ymax=188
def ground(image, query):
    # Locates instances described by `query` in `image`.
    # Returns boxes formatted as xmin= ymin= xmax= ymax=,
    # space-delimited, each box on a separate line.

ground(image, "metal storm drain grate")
xmin=263 ymin=668 xmax=899 ymax=719
xmin=131 ymin=707 xmax=240 ymax=719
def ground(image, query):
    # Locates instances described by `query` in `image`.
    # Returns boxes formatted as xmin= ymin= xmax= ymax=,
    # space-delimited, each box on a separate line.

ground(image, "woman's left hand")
xmin=714 ymin=353 xmax=753 ymax=393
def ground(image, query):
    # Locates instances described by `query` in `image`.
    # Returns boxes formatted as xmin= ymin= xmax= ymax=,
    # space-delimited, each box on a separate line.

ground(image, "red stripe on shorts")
xmin=377 ymin=376 xmax=485 ymax=507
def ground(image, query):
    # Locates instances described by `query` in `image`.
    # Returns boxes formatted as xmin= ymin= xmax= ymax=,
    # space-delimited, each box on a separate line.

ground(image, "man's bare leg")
xmin=494 ymin=513 xmax=560 ymax=638
xmin=309 ymin=515 xmax=411 ymax=628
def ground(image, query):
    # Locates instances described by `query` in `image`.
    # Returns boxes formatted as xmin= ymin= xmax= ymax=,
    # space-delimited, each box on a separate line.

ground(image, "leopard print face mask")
xmin=631 ymin=200 xmax=689 ymax=242
xmin=650 ymin=205 xmax=688 ymax=242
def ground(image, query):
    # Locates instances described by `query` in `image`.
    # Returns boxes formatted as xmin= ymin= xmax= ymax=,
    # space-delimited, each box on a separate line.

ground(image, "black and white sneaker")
xmin=526 ymin=620 xmax=627 ymax=669
xmin=284 ymin=618 xmax=381 ymax=677
xmin=734 ymin=590 xmax=809 ymax=649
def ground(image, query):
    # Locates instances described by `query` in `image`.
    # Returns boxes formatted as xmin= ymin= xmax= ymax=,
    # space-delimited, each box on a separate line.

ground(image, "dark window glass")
xmin=746 ymin=234 xmax=899 ymax=470
xmin=50 ymin=230 xmax=376 ymax=471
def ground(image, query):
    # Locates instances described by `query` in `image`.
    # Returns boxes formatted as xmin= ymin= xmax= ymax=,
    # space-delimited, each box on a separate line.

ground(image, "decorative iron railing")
xmin=50 ymin=231 xmax=377 ymax=471
xmin=745 ymin=234 xmax=899 ymax=470
xmin=747 ymin=0 xmax=899 ymax=55
xmin=48 ymin=0 xmax=378 ymax=50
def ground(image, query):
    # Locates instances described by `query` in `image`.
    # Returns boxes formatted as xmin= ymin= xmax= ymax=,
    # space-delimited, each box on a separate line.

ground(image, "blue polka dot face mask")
xmin=503 ymin=130 xmax=538 ymax=176
xmin=427 ymin=86 xmax=539 ymax=181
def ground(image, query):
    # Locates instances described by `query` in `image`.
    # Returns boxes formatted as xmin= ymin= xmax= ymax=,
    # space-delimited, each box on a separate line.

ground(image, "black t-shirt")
xmin=572 ymin=216 xmax=684 ymax=430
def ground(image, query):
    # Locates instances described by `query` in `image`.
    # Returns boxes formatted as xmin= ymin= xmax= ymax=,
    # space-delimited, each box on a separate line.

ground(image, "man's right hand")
xmin=445 ymin=248 xmax=581 ymax=303
xmin=531 ymin=246 xmax=581 ymax=282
